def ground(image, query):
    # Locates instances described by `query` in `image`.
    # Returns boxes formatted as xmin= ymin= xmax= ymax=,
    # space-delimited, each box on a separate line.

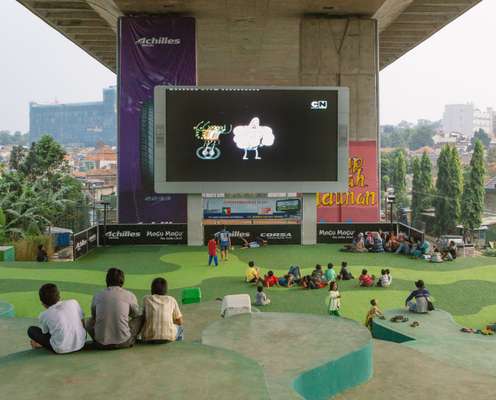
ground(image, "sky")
xmin=0 ymin=0 xmax=494 ymax=132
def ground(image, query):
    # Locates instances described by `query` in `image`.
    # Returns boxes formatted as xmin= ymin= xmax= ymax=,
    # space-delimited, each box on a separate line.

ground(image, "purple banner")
xmin=118 ymin=17 xmax=196 ymax=223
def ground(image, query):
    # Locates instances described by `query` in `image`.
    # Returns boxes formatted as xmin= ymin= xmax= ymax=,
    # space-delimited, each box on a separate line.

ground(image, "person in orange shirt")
xmin=263 ymin=271 xmax=279 ymax=288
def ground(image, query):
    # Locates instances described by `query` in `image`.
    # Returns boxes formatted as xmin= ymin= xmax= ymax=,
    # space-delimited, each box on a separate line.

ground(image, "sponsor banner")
xmin=118 ymin=17 xmax=196 ymax=223
xmin=317 ymin=140 xmax=380 ymax=223
xmin=204 ymin=225 xmax=301 ymax=245
xmin=203 ymin=196 xmax=302 ymax=220
xmin=317 ymin=223 xmax=396 ymax=244
xmin=73 ymin=226 xmax=99 ymax=260
xmin=99 ymin=224 xmax=187 ymax=245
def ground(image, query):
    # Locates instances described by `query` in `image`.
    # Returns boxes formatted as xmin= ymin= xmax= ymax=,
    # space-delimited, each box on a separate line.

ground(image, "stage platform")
xmin=372 ymin=308 xmax=496 ymax=376
xmin=202 ymin=313 xmax=373 ymax=400
xmin=1 ymin=303 xmax=496 ymax=399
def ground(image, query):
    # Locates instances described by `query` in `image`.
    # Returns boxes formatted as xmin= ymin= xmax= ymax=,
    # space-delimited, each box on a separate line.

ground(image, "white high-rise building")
xmin=443 ymin=104 xmax=494 ymax=138
xmin=473 ymin=107 xmax=494 ymax=136
xmin=442 ymin=104 xmax=474 ymax=138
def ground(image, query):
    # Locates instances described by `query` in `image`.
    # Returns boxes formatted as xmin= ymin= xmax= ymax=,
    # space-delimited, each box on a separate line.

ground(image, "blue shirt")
xmin=405 ymin=288 xmax=430 ymax=304
xmin=217 ymin=230 xmax=231 ymax=243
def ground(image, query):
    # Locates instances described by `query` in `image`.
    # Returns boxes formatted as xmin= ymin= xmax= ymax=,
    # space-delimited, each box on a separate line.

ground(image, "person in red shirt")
xmin=264 ymin=270 xmax=279 ymax=287
xmin=207 ymin=236 xmax=218 ymax=267
xmin=359 ymin=269 xmax=375 ymax=287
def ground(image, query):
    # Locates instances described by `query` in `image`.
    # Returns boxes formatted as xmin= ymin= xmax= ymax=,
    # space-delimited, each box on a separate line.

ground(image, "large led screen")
xmin=154 ymin=86 xmax=348 ymax=193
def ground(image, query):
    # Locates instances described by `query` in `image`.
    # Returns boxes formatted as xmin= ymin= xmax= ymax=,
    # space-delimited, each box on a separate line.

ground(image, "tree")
xmin=461 ymin=140 xmax=486 ymax=233
xmin=419 ymin=151 xmax=434 ymax=211
xmin=408 ymin=125 xmax=435 ymax=150
xmin=9 ymin=145 xmax=27 ymax=171
xmin=411 ymin=157 xmax=422 ymax=224
xmin=434 ymin=145 xmax=463 ymax=234
xmin=391 ymin=151 xmax=408 ymax=209
xmin=19 ymin=135 xmax=68 ymax=180
xmin=471 ymin=128 xmax=490 ymax=149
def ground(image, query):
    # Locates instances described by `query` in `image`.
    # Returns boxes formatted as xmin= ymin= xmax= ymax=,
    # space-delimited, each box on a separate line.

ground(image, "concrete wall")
xmin=196 ymin=15 xmax=379 ymax=144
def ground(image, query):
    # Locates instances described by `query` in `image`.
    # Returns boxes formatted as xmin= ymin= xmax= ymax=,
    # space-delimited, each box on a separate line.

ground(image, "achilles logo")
xmin=105 ymin=230 xmax=141 ymax=239
xmin=260 ymin=232 xmax=292 ymax=240
xmin=230 ymin=230 xmax=251 ymax=238
xmin=135 ymin=37 xmax=181 ymax=47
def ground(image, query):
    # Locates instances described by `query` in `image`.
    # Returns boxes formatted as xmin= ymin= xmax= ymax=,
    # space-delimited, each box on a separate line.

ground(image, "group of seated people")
xmin=344 ymin=230 xmax=458 ymax=264
xmin=27 ymin=268 xmax=183 ymax=354
xmin=358 ymin=268 xmax=392 ymax=288
xmin=245 ymin=261 xmax=355 ymax=291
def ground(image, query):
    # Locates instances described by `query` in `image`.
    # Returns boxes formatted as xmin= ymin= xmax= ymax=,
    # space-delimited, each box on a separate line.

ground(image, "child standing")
xmin=365 ymin=299 xmax=383 ymax=330
xmin=207 ymin=236 xmax=218 ymax=267
xmin=326 ymin=281 xmax=341 ymax=316
xmin=255 ymin=285 xmax=271 ymax=306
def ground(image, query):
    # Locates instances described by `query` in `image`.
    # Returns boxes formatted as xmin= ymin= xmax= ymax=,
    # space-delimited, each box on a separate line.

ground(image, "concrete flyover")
xmin=17 ymin=0 xmax=481 ymax=72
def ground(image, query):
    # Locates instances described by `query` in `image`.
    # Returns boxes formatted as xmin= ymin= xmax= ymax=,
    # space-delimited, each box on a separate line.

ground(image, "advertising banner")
xmin=73 ymin=226 xmax=98 ymax=260
xmin=99 ymin=224 xmax=187 ymax=245
xmin=317 ymin=140 xmax=379 ymax=223
xmin=204 ymin=224 xmax=301 ymax=245
xmin=317 ymin=223 xmax=396 ymax=244
xmin=203 ymin=197 xmax=302 ymax=220
xmin=118 ymin=17 xmax=196 ymax=223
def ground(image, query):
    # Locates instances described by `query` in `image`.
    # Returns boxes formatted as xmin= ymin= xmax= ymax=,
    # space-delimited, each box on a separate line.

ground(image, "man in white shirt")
xmin=27 ymin=283 xmax=87 ymax=354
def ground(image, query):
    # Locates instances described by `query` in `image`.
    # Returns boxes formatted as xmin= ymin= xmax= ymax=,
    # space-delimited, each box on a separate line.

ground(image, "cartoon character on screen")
xmin=194 ymin=121 xmax=232 ymax=160
xmin=232 ymin=117 xmax=275 ymax=160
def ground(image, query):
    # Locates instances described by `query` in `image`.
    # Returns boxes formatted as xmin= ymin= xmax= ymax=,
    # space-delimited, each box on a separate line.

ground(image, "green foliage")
xmin=381 ymin=120 xmax=437 ymax=150
xmin=391 ymin=150 xmax=408 ymax=208
xmin=411 ymin=157 xmax=422 ymax=224
xmin=8 ymin=145 xmax=27 ymax=171
xmin=408 ymin=125 xmax=435 ymax=150
xmin=435 ymin=145 xmax=463 ymax=234
xmin=0 ymin=136 xmax=89 ymax=239
xmin=471 ymin=129 xmax=490 ymax=149
xmin=461 ymin=140 xmax=486 ymax=231
xmin=419 ymin=151 xmax=434 ymax=210
xmin=0 ymin=131 xmax=28 ymax=146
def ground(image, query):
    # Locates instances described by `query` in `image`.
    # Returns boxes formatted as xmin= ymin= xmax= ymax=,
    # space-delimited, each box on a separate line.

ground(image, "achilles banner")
xmin=99 ymin=224 xmax=187 ymax=245
xmin=118 ymin=17 xmax=196 ymax=223
xmin=317 ymin=223 xmax=396 ymax=244
xmin=204 ymin=225 xmax=301 ymax=245
xmin=73 ymin=226 xmax=98 ymax=260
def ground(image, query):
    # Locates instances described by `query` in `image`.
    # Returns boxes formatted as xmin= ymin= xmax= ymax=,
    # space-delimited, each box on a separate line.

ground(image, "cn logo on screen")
xmin=311 ymin=100 xmax=328 ymax=110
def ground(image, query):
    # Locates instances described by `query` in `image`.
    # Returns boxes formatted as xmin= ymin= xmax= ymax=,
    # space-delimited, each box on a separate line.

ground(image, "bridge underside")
xmin=18 ymin=0 xmax=481 ymax=72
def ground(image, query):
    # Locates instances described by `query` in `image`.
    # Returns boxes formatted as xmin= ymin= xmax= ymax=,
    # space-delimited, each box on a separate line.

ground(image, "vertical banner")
xmin=118 ymin=17 xmax=196 ymax=223
xmin=317 ymin=140 xmax=379 ymax=223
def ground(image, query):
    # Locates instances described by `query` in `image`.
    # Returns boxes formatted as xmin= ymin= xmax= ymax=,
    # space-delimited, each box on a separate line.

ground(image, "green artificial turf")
xmin=0 ymin=244 xmax=495 ymax=329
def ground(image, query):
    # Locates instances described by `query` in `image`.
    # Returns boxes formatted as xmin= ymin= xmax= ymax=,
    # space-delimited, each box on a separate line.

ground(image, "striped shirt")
xmin=142 ymin=295 xmax=182 ymax=341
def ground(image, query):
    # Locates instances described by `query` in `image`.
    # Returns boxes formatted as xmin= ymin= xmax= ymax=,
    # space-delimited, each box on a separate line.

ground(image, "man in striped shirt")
xmin=141 ymin=278 xmax=184 ymax=343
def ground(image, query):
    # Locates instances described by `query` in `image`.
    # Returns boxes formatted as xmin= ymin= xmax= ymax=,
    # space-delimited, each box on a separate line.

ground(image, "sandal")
xmin=410 ymin=321 xmax=420 ymax=328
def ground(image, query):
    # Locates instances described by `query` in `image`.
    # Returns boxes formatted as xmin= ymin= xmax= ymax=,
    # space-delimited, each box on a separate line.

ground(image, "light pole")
xmin=386 ymin=191 xmax=396 ymax=227
xmin=99 ymin=200 xmax=110 ymax=246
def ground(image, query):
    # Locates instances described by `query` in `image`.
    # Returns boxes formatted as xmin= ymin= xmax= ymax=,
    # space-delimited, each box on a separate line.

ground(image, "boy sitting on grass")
xmin=27 ymin=283 xmax=86 ymax=354
xmin=263 ymin=270 xmax=279 ymax=287
xmin=245 ymin=261 xmax=261 ymax=283
xmin=359 ymin=269 xmax=375 ymax=287
xmin=255 ymin=285 xmax=271 ymax=306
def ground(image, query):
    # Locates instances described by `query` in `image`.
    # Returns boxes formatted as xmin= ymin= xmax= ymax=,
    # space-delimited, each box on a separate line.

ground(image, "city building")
xmin=29 ymin=86 xmax=116 ymax=146
xmin=442 ymin=103 xmax=474 ymax=138
xmin=442 ymin=103 xmax=494 ymax=138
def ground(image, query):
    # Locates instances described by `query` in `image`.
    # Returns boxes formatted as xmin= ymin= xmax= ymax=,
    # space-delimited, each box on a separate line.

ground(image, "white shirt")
xmin=327 ymin=291 xmax=341 ymax=311
xmin=380 ymin=274 xmax=391 ymax=287
xmin=39 ymin=300 xmax=86 ymax=354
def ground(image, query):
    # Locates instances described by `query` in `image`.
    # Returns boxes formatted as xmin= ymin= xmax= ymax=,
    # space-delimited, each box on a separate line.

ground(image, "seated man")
xmin=27 ymin=283 xmax=86 ymax=354
xmin=141 ymin=278 xmax=184 ymax=343
xmin=85 ymin=268 xmax=142 ymax=350
xmin=405 ymin=280 xmax=431 ymax=313
xmin=245 ymin=261 xmax=261 ymax=283
xmin=395 ymin=235 xmax=411 ymax=255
